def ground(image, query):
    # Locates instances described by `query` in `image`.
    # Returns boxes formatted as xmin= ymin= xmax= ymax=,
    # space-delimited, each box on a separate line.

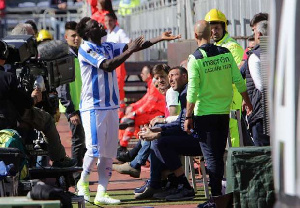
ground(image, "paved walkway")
xmin=57 ymin=115 xmax=205 ymax=208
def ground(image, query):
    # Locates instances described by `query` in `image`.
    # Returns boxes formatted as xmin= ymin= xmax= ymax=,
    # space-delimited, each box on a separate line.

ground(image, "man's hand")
xmin=161 ymin=31 xmax=181 ymax=41
xmin=31 ymin=89 xmax=42 ymax=104
xmin=242 ymin=100 xmax=253 ymax=116
xmin=184 ymin=118 xmax=194 ymax=135
xmin=150 ymin=116 xmax=165 ymax=127
xmin=240 ymin=92 xmax=253 ymax=116
xmin=70 ymin=114 xmax=81 ymax=126
xmin=245 ymin=102 xmax=253 ymax=116
xmin=127 ymin=36 xmax=144 ymax=53
xmin=138 ymin=125 xmax=161 ymax=141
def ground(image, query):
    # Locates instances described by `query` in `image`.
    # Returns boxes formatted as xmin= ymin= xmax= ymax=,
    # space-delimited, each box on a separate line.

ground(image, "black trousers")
xmin=155 ymin=130 xmax=202 ymax=173
xmin=67 ymin=113 xmax=86 ymax=178
xmin=250 ymin=118 xmax=270 ymax=146
xmin=194 ymin=114 xmax=229 ymax=196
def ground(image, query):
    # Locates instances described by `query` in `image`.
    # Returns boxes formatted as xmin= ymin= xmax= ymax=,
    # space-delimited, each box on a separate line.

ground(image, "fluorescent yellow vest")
xmin=215 ymin=33 xmax=244 ymax=147
xmin=118 ymin=0 xmax=140 ymax=16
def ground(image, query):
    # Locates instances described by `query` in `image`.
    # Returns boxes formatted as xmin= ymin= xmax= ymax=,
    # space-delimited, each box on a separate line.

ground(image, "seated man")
xmin=0 ymin=40 xmax=76 ymax=168
xmin=136 ymin=66 xmax=199 ymax=201
xmin=118 ymin=65 xmax=166 ymax=152
xmin=113 ymin=64 xmax=180 ymax=178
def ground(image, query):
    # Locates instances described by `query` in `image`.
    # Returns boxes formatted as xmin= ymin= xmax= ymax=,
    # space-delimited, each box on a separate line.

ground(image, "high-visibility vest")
xmin=118 ymin=0 xmax=140 ymax=16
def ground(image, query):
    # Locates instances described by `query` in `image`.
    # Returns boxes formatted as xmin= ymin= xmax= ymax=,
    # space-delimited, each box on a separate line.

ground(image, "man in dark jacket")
xmin=244 ymin=19 xmax=270 ymax=146
xmin=57 ymin=21 xmax=86 ymax=180
xmin=138 ymin=66 xmax=200 ymax=201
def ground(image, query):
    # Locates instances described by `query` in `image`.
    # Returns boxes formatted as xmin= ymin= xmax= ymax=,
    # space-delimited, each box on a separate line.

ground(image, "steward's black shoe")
xmin=165 ymin=184 xmax=195 ymax=201
xmin=135 ymin=186 xmax=162 ymax=200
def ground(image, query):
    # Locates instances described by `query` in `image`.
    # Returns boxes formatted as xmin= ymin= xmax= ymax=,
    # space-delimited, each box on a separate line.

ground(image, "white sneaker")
xmin=94 ymin=192 xmax=121 ymax=205
xmin=76 ymin=179 xmax=90 ymax=202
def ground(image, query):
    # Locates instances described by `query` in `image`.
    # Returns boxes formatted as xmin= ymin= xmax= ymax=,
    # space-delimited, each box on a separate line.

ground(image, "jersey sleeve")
xmin=112 ymin=43 xmax=127 ymax=57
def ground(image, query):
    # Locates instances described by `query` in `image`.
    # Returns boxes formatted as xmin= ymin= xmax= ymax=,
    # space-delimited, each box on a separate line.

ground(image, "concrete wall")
xmin=167 ymin=40 xmax=197 ymax=67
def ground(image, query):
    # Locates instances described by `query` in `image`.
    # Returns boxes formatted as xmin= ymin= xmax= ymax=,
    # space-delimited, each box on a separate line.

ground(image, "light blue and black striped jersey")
xmin=78 ymin=40 xmax=126 ymax=111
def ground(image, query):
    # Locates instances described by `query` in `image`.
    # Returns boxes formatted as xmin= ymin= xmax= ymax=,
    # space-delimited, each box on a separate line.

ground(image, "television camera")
xmin=2 ymin=35 xmax=75 ymax=116
xmin=1 ymin=35 xmax=75 ymax=167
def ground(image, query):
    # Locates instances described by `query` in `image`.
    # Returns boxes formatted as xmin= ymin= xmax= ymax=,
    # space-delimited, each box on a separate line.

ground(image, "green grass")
xmin=73 ymin=188 xmax=208 ymax=208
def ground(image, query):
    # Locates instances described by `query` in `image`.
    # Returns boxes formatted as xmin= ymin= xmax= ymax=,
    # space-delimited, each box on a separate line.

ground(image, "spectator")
xmin=250 ymin=13 xmax=269 ymax=28
xmin=244 ymin=19 xmax=270 ymax=146
xmin=57 ymin=21 xmax=86 ymax=181
xmin=133 ymin=65 xmax=182 ymax=200
xmin=240 ymin=13 xmax=268 ymax=78
xmin=182 ymin=20 xmax=252 ymax=207
xmin=138 ymin=66 xmax=199 ymax=201
xmin=113 ymin=64 xmax=179 ymax=180
xmin=75 ymin=16 xmax=180 ymax=205
xmin=205 ymin=8 xmax=245 ymax=147
xmin=118 ymin=65 xmax=165 ymax=153
xmin=91 ymin=0 xmax=117 ymax=27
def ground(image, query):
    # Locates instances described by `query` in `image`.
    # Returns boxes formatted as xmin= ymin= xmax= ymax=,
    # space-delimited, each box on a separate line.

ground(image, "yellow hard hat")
xmin=37 ymin=29 xmax=53 ymax=42
xmin=205 ymin=9 xmax=228 ymax=31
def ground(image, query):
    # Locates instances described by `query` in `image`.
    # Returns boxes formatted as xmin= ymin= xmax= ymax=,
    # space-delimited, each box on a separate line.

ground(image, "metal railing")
xmin=118 ymin=0 xmax=271 ymax=60
xmin=0 ymin=1 xmax=91 ymax=39
xmin=1 ymin=0 xmax=271 ymax=61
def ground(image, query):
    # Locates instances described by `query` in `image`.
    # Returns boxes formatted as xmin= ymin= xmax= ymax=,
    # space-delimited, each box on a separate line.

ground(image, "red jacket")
xmin=91 ymin=9 xmax=109 ymax=26
xmin=131 ymin=78 xmax=165 ymax=116
xmin=0 ymin=0 xmax=5 ymax=10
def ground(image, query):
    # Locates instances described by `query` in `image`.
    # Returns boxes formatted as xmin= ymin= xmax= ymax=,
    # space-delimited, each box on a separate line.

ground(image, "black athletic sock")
xmin=167 ymin=173 xmax=178 ymax=188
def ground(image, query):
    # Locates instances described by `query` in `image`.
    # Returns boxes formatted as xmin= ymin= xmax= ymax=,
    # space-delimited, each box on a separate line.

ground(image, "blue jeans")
xmin=149 ymin=139 xmax=167 ymax=189
xmin=129 ymin=139 xmax=142 ymax=159
xmin=194 ymin=114 xmax=229 ymax=196
xmin=130 ymin=140 xmax=151 ymax=169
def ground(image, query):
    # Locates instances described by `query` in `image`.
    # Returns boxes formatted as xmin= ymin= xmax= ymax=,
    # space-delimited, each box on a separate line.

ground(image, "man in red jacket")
xmin=118 ymin=65 xmax=166 ymax=152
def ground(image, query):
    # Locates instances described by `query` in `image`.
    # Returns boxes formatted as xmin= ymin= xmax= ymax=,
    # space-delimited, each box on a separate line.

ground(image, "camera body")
xmin=2 ymin=35 xmax=75 ymax=116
